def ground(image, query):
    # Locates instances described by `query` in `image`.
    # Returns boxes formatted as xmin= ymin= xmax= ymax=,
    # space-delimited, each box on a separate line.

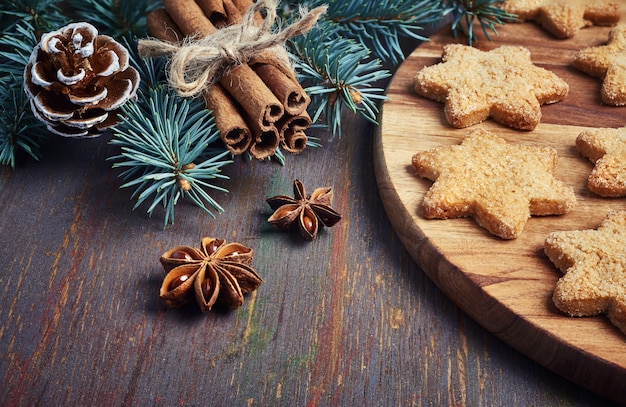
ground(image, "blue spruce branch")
xmin=0 ymin=0 xmax=518 ymax=224
xmin=289 ymin=20 xmax=390 ymax=137
xmin=109 ymin=85 xmax=232 ymax=227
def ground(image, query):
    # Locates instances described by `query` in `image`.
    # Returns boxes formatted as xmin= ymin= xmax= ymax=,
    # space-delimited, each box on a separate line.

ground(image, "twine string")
xmin=138 ymin=0 xmax=327 ymax=97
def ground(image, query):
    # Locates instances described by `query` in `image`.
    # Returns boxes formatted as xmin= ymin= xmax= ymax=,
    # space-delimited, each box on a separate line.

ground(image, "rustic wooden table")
xmin=1 ymin=28 xmax=623 ymax=407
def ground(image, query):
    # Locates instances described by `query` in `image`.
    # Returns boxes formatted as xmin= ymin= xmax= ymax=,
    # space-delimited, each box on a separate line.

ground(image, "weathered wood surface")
xmin=375 ymin=6 xmax=626 ymax=405
xmin=1 ymin=17 xmax=624 ymax=407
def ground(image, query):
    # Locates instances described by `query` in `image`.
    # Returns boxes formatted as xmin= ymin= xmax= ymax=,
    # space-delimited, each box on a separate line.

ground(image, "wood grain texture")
xmin=0 ymin=16 xmax=623 ymax=407
xmin=375 ymin=7 xmax=626 ymax=405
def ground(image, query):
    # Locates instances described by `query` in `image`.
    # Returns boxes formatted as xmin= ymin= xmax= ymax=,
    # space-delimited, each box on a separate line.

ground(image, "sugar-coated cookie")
xmin=576 ymin=126 xmax=626 ymax=197
xmin=501 ymin=0 xmax=619 ymax=38
xmin=414 ymin=44 xmax=569 ymax=130
xmin=544 ymin=210 xmax=626 ymax=336
xmin=411 ymin=129 xmax=576 ymax=239
xmin=573 ymin=24 xmax=626 ymax=106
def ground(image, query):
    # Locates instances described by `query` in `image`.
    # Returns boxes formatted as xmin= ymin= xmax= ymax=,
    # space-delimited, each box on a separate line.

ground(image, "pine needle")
xmin=109 ymin=86 xmax=232 ymax=227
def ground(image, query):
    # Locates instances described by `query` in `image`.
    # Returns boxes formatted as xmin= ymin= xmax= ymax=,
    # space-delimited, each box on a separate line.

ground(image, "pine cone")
xmin=24 ymin=22 xmax=140 ymax=138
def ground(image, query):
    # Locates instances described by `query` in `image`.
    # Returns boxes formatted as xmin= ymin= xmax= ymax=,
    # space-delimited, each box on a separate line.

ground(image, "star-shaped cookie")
xmin=501 ymin=0 xmax=619 ymax=38
xmin=573 ymin=24 xmax=626 ymax=106
xmin=576 ymin=126 xmax=626 ymax=197
xmin=544 ymin=210 xmax=626 ymax=336
xmin=412 ymin=129 xmax=576 ymax=239
xmin=414 ymin=44 xmax=569 ymax=130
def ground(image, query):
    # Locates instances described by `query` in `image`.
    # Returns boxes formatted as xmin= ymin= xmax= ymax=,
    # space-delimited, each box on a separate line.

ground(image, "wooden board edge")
xmin=373 ymin=102 xmax=626 ymax=404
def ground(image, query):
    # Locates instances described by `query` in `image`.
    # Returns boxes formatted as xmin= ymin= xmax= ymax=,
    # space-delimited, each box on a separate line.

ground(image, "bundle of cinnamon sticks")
xmin=146 ymin=0 xmax=312 ymax=159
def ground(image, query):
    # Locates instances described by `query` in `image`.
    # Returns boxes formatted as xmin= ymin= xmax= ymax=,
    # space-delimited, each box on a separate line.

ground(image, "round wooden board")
xmin=374 ymin=15 xmax=626 ymax=405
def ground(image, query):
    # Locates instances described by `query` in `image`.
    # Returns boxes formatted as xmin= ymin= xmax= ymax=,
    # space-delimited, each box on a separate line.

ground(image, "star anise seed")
xmin=267 ymin=179 xmax=342 ymax=240
xmin=159 ymin=237 xmax=262 ymax=312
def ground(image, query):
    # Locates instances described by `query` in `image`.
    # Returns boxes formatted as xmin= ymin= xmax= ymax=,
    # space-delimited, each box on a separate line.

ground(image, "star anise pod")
xmin=159 ymin=238 xmax=263 ymax=312
xmin=267 ymin=179 xmax=342 ymax=240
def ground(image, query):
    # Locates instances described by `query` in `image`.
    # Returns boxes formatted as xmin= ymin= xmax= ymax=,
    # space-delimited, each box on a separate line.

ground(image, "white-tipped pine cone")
xmin=24 ymin=22 xmax=140 ymax=138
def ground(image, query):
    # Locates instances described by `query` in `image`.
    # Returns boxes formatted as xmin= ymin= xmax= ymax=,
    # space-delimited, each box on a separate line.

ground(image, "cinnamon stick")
xmin=146 ymin=5 xmax=254 ymax=155
xmin=278 ymin=112 xmax=311 ymax=154
xmin=253 ymin=62 xmax=310 ymax=116
xmin=246 ymin=117 xmax=280 ymax=160
xmin=147 ymin=9 xmax=184 ymax=43
xmin=146 ymin=0 xmax=314 ymax=159
xmin=222 ymin=0 xmax=245 ymax=25
xmin=195 ymin=0 xmax=245 ymax=28
xmin=231 ymin=0 xmax=255 ymax=15
xmin=230 ymin=0 xmax=262 ymax=24
xmin=203 ymin=84 xmax=252 ymax=155
xmin=163 ymin=0 xmax=217 ymax=37
xmin=219 ymin=63 xmax=284 ymax=130
xmin=195 ymin=0 xmax=228 ymax=28
xmin=161 ymin=1 xmax=284 ymax=134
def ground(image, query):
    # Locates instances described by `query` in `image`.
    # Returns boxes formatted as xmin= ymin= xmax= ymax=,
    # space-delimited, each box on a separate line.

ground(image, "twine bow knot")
xmin=138 ymin=0 xmax=327 ymax=98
